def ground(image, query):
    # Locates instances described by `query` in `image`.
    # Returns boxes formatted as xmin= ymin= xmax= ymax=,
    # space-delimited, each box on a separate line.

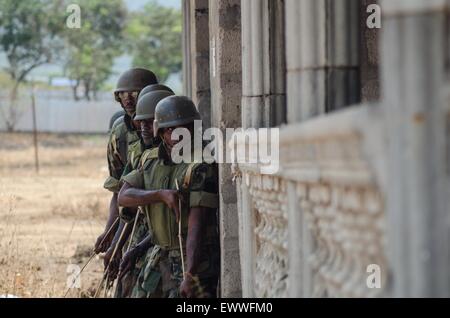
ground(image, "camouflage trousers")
xmin=113 ymin=213 xmax=148 ymax=298
xmin=131 ymin=244 xmax=220 ymax=298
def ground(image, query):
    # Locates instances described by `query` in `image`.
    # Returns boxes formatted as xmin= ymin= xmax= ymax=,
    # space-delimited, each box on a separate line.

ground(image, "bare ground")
xmin=0 ymin=133 xmax=111 ymax=298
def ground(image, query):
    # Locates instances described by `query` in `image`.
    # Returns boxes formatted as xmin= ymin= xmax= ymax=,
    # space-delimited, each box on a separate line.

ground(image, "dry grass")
xmin=0 ymin=133 xmax=111 ymax=298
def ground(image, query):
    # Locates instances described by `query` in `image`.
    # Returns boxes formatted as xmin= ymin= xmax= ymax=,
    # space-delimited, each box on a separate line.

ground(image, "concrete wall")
xmin=381 ymin=0 xmax=450 ymax=297
xmin=183 ymin=0 xmax=212 ymax=128
xmin=183 ymin=0 xmax=450 ymax=298
xmin=0 ymin=90 xmax=116 ymax=134
xmin=208 ymin=0 xmax=243 ymax=298
xmin=359 ymin=0 xmax=380 ymax=102
xmin=285 ymin=0 xmax=361 ymax=123
xmin=183 ymin=0 xmax=243 ymax=298
xmin=241 ymin=0 xmax=287 ymax=129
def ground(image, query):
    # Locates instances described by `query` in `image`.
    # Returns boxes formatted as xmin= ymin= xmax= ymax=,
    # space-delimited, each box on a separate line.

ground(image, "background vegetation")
xmin=0 ymin=0 xmax=182 ymax=130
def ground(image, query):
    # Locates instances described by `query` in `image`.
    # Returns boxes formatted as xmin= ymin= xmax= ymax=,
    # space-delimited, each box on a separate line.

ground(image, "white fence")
xmin=0 ymin=89 xmax=120 ymax=134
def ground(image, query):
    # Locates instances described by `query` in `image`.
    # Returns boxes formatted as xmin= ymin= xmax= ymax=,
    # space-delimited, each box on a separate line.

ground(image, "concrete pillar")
xmin=285 ymin=0 xmax=360 ymax=123
xmin=182 ymin=0 xmax=192 ymax=97
xmin=242 ymin=0 xmax=286 ymax=129
xmin=241 ymin=0 xmax=252 ymax=128
xmin=382 ymin=0 xmax=450 ymax=297
xmin=190 ymin=0 xmax=212 ymax=128
xmin=265 ymin=0 xmax=287 ymax=127
xmin=182 ymin=0 xmax=211 ymax=128
xmin=239 ymin=175 xmax=256 ymax=297
xmin=359 ymin=0 xmax=380 ymax=102
xmin=209 ymin=0 xmax=242 ymax=298
xmin=250 ymin=0 xmax=265 ymax=128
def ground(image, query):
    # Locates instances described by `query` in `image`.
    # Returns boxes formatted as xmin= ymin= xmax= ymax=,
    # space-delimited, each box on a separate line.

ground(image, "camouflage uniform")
xmin=102 ymin=112 xmax=142 ymax=298
xmin=112 ymin=138 xmax=147 ymax=298
xmin=104 ymin=115 xmax=140 ymax=193
xmin=114 ymin=89 xmax=175 ymax=297
xmin=122 ymin=145 xmax=220 ymax=298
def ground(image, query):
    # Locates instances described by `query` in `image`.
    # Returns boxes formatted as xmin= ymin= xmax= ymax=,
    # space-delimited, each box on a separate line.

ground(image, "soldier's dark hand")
xmin=104 ymin=246 xmax=113 ymax=269
xmin=94 ymin=230 xmax=114 ymax=254
xmin=159 ymin=190 xmax=181 ymax=222
xmin=106 ymin=249 xmax=122 ymax=281
xmin=180 ymin=275 xmax=196 ymax=298
xmin=118 ymin=247 xmax=140 ymax=281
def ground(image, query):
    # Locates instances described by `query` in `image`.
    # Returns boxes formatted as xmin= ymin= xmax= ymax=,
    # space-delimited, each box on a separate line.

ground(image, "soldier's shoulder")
xmin=139 ymin=147 xmax=159 ymax=167
xmin=110 ymin=116 xmax=126 ymax=135
xmin=189 ymin=163 xmax=218 ymax=191
xmin=146 ymin=147 xmax=159 ymax=159
xmin=128 ymin=137 xmax=142 ymax=149
xmin=109 ymin=110 xmax=125 ymax=131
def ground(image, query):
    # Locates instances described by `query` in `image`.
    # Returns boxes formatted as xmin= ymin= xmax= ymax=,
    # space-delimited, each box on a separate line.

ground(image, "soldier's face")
xmin=117 ymin=91 xmax=139 ymax=116
xmin=161 ymin=124 xmax=193 ymax=151
xmin=140 ymin=118 xmax=154 ymax=146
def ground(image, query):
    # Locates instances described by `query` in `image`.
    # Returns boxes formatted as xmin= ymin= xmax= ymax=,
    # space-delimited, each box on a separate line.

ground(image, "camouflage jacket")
xmin=103 ymin=115 xmax=140 ymax=193
xmin=122 ymin=144 xmax=220 ymax=250
xmin=124 ymin=144 xmax=220 ymax=298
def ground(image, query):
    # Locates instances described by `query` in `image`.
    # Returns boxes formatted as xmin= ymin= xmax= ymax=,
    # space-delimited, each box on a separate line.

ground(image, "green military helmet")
xmin=108 ymin=110 xmax=125 ymax=132
xmin=138 ymin=84 xmax=174 ymax=101
xmin=153 ymin=96 xmax=201 ymax=137
xmin=134 ymin=90 xmax=175 ymax=121
xmin=114 ymin=68 xmax=158 ymax=101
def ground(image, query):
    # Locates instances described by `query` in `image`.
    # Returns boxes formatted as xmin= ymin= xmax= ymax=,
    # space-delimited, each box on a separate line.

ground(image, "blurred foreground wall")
xmin=183 ymin=0 xmax=450 ymax=297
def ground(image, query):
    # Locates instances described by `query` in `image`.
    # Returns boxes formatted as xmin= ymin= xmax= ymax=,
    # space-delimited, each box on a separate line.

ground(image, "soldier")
xmin=108 ymin=110 xmax=125 ymax=133
xmin=118 ymin=96 xmax=220 ymax=298
xmin=138 ymin=84 xmax=174 ymax=99
xmin=110 ymin=89 xmax=175 ymax=298
xmin=94 ymin=68 xmax=157 ymax=259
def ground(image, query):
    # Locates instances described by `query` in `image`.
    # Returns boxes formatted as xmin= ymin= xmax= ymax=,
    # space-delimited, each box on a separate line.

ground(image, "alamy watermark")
xmin=66 ymin=264 xmax=81 ymax=289
xmin=66 ymin=4 xmax=81 ymax=29
xmin=366 ymin=264 xmax=382 ymax=289
xmin=366 ymin=4 xmax=381 ymax=29
xmin=169 ymin=121 xmax=280 ymax=175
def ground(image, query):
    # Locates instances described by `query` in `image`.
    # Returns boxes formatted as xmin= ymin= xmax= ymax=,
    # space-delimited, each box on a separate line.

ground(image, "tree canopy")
xmin=0 ymin=0 xmax=64 ymax=84
xmin=126 ymin=0 xmax=182 ymax=83
xmin=62 ymin=0 xmax=127 ymax=100
xmin=0 ymin=0 xmax=65 ymax=130
xmin=0 ymin=0 xmax=183 ymax=131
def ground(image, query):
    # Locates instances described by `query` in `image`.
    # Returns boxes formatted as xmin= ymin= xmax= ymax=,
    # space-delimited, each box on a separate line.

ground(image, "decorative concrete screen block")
xmin=244 ymin=173 xmax=288 ymax=298
xmin=301 ymin=182 xmax=385 ymax=297
xmin=236 ymin=105 xmax=389 ymax=297
xmin=281 ymin=108 xmax=387 ymax=297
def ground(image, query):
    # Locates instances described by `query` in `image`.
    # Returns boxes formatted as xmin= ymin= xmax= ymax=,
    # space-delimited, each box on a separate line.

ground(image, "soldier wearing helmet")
xmin=108 ymin=110 xmax=126 ymax=133
xmin=106 ymin=89 xmax=175 ymax=298
xmin=138 ymin=84 xmax=174 ymax=101
xmin=94 ymin=68 xmax=158 ymax=259
xmin=118 ymin=96 xmax=220 ymax=298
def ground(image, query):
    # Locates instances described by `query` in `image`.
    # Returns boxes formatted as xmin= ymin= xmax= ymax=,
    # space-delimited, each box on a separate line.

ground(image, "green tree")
xmin=126 ymin=0 xmax=182 ymax=83
xmin=0 ymin=0 xmax=64 ymax=131
xmin=62 ymin=0 xmax=127 ymax=100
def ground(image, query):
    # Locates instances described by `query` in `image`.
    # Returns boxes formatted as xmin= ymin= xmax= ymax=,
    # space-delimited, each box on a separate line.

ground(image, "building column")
xmin=209 ymin=0 xmax=242 ymax=298
xmin=285 ymin=0 xmax=360 ymax=123
xmin=182 ymin=0 xmax=211 ymax=128
xmin=182 ymin=0 xmax=192 ymax=97
xmin=190 ymin=0 xmax=212 ymax=128
xmin=242 ymin=0 xmax=286 ymax=129
xmin=382 ymin=0 xmax=450 ymax=297
xmin=359 ymin=0 xmax=380 ymax=102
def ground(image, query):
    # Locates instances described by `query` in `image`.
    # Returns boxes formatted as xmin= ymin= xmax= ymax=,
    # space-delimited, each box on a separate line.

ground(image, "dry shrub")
xmin=0 ymin=132 xmax=109 ymax=297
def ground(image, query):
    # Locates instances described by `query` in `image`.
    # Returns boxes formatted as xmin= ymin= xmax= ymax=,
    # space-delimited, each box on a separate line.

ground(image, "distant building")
xmin=182 ymin=0 xmax=450 ymax=297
